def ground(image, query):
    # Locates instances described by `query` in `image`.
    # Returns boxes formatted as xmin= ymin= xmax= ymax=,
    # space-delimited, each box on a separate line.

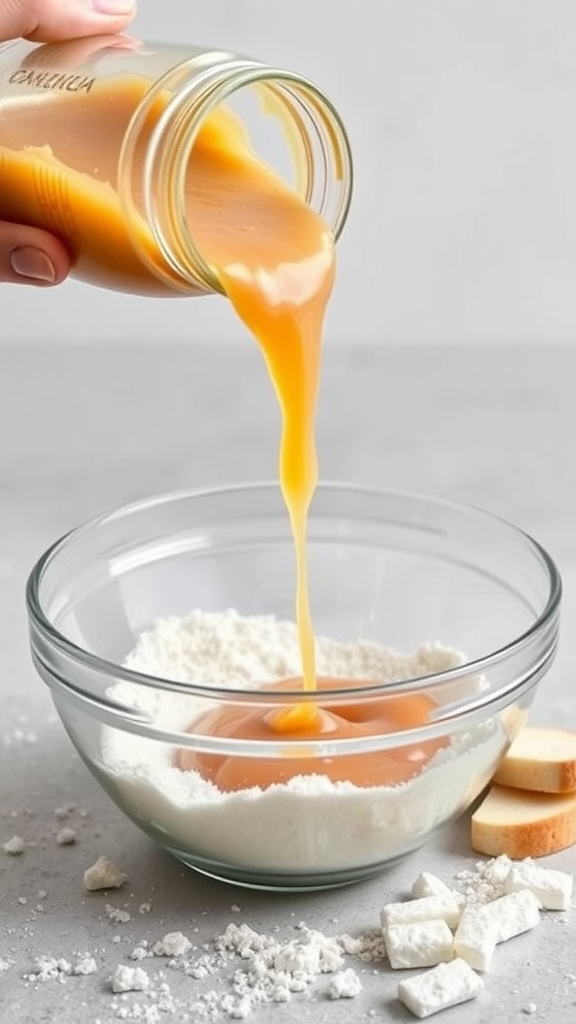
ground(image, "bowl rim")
xmin=26 ymin=480 xmax=562 ymax=711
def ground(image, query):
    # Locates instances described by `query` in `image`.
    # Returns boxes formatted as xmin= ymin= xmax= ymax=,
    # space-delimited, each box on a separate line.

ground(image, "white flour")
xmin=123 ymin=609 xmax=467 ymax=690
xmin=116 ymin=921 xmax=379 ymax=1020
xmin=101 ymin=610 xmax=510 ymax=875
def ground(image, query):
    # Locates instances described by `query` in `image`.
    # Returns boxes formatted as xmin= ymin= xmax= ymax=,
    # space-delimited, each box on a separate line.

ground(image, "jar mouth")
xmin=118 ymin=60 xmax=353 ymax=293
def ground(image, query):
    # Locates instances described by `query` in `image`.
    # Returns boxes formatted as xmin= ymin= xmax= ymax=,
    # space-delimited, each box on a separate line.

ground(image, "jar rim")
xmin=119 ymin=59 xmax=353 ymax=293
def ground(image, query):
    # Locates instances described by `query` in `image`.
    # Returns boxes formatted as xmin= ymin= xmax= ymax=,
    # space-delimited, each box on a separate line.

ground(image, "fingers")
xmin=0 ymin=0 xmax=137 ymax=43
xmin=0 ymin=221 xmax=71 ymax=285
xmin=0 ymin=1 xmax=137 ymax=286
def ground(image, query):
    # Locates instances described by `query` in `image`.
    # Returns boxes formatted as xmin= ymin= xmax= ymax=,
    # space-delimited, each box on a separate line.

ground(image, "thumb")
xmin=0 ymin=221 xmax=70 ymax=285
xmin=0 ymin=0 xmax=137 ymax=43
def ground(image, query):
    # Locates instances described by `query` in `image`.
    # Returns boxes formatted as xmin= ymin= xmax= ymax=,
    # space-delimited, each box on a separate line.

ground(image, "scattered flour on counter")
xmin=453 ymin=855 xmax=514 ymax=906
xmin=23 ymin=954 xmax=98 ymax=983
xmin=3 ymin=835 xmax=25 ymax=855
xmin=105 ymin=904 xmax=131 ymax=924
xmin=101 ymin=610 xmax=507 ymax=875
xmin=169 ymin=921 xmax=379 ymax=1019
xmin=56 ymin=827 xmax=77 ymax=846
xmin=54 ymin=805 xmax=72 ymax=820
xmin=11 ymin=853 xmax=572 ymax=1021
xmin=152 ymin=932 xmax=192 ymax=957
xmin=24 ymin=957 xmax=73 ymax=982
xmin=48 ymin=918 xmax=377 ymax=1022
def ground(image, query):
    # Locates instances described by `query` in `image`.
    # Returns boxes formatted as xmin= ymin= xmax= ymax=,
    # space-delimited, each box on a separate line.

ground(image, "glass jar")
xmin=0 ymin=36 xmax=353 ymax=296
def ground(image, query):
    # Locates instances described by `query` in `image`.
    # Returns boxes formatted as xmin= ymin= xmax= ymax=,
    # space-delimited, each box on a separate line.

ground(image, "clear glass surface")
xmin=26 ymin=483 xmax=561 ymax=890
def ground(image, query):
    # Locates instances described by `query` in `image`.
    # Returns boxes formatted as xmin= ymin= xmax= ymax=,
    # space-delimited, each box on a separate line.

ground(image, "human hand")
xmin=0 ymin=0 xmax=137 ymax=286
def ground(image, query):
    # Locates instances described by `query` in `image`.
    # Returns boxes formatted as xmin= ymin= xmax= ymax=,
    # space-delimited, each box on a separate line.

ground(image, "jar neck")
xmin=118 ymin=59 xmax=353 ymax=294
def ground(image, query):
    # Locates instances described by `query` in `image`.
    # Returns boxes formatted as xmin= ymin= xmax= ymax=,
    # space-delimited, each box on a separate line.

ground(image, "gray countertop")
xmin=1 ymin=340 xmax=575 ymax=1023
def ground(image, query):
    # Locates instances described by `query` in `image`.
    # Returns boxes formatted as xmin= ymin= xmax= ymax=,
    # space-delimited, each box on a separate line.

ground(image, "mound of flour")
xmin=101 ymin=610 xmax=509 ymax=874
xmin=123 ymin=608 xmax=466 ymax=688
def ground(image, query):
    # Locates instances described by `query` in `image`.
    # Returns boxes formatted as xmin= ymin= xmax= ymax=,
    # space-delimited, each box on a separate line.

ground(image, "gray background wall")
xmin=4 ymin=0 xmax=576 ymax=345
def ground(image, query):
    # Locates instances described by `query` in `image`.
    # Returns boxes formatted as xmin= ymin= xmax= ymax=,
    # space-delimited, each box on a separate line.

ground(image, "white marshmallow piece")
xmin=454 ymin=906 xmax=499 ymax=973
xmin=504 ymin=862 xmax=573 ymax=911
xmin=486 ymin=889 xmax=541 ymax=942
xmin=381 ymin=894 xmax=461 ymax=932
xmin=454 ymin=889 xmax=540 ymax=973
xmin=397 ymin=958 xmax=483 ymax=1019
xmin=411 ymin=872 xmax=453 ymax=900
xmin=385 ymin=920 xmax=454 ymax=970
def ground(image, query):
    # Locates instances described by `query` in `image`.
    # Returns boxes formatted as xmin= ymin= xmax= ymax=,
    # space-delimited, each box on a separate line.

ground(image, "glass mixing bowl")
xmin=26 ymin=483 xmax=561 ymax=891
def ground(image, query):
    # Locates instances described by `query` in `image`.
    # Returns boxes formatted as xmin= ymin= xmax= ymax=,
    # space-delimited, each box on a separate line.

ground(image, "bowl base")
xmin=164 ymin=844 xmax=415 ymax=892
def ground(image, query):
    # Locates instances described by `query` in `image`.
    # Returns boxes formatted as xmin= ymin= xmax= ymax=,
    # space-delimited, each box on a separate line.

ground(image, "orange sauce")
xmin=176 ymin=680 xmax=445 ymax=790
xmin=187 ymin=106 xmax=331 ymax=701
xmin=0 ymin=73 xmax=440 ymax=786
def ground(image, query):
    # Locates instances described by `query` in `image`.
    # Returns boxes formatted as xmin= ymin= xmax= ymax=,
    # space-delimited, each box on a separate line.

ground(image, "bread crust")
xmin=493 ymin=726 xmax=576 ymax=794
xmin=471 ymin=784 xmax=576 ymax=858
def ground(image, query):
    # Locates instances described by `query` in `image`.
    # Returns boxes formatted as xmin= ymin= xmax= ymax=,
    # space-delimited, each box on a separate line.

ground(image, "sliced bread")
xmin=471 ymin=784 xmax=576 ymax=858
xmin=493 ymin=726 xmax=576 ymax=793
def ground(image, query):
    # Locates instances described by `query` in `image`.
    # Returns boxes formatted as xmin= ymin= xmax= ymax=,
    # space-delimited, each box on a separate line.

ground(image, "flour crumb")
xmin=327 ymin=967 xmax=362 ymax=998
xmin=138 ymin=902 xmax=153 ymax=915
xmin=56 ymin=827 xmax=77 ymax=846
xmin=152 ymin=931 xmax=192 ymax=957
xmin=83 ymin=856 xmax=127 ymax=891
xmin=54 ymin=806 xmax=71 ymax=820
xmin=3 ymin=835 xmax=25 ymax=855
xmin=0 ymin=957 xmax=12 ymax=973
xmin=523 ymin=1004 xmax=537 ymax=1015
xmin=219 ymin=993 xmax=252 ymax=1019
xmin=25 ymin=956 xmax=72 ymax=982
xmin=130 ymin=946 xmax=151 ymax=961
xmin=105 ymin=904 xmax=131 ymax=924
xmin=110 ymin=964 xmax=150 ymax=993
xmin=73 ymin=955 xmax=98 ymax=975
xmin=453 ymin=855 xmax=513 ymax=906
xmin=339 ymin=930 xmax=385 ymax=963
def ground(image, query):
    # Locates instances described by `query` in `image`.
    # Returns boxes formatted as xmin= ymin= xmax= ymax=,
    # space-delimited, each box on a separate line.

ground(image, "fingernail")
xmin=90 ymin=0 xmax=136 ymax=13
xmin=10 ymin=247 xmax=57 ymax=283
